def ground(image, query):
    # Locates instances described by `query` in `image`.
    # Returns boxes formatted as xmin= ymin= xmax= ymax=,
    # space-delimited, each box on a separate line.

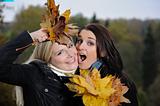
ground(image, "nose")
xmin=76 ymin=42 xmax=86 ymax=51
xmin=67 ymin=47 xmax=77 ymax=58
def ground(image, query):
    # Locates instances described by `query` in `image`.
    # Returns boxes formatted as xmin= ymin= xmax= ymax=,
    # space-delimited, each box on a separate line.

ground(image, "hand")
xmin=29 ymin=28 xmax=49 ymax=43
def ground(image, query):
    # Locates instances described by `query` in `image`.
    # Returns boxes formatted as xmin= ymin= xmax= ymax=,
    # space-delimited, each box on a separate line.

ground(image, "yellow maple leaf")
xmin=66 ymin=83 xmax=86 ymax=95
xmin=61 ymin=9 xmax=71 ymax=23
xmin=83 ymin=94 xmax=109 ymax=106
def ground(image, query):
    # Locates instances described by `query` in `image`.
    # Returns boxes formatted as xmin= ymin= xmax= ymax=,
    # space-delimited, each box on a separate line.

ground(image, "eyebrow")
xmin=54 ymin=49 xmax=63 ymax=55
xmin=88 ymin=37 xmax=96 ymax=40
xmin=78 ymin=35 xmax=96 ymax=41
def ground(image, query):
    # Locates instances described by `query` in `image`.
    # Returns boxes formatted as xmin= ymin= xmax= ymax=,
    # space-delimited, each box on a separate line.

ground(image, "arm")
xmin=0 ymin=29 xmax=48 ymax=86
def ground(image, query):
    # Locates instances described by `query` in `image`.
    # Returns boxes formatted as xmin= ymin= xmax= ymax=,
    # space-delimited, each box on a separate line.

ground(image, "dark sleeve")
xmin=120 ymin=72 xmax=139 ymax=106
xmin=0 ymin=31 xmax=35 ymax=86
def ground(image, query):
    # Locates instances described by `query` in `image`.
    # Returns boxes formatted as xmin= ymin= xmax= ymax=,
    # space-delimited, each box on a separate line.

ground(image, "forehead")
xmin=79 ymin=29 xmax=96 ymax=39
xmin=51 ymin=42 xmax=66 ymax=53
xmin=56 ymin=34 xmax=72 ymax=44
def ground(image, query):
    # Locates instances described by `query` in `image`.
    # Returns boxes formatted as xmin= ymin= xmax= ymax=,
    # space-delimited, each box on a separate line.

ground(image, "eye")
xmin=76 ymin=38 xmax=83 ymax=44
xmin=67 ymin=43 xmax=74 ymax=48
xmin=87 ymin=40 xmax=95 ymax=46
xmin=56 ymin=50 xmax=64 ymax=56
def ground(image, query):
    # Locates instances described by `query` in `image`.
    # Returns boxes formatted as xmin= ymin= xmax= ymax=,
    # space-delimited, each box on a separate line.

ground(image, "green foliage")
xmin=137 ymin=88 xmax=150 ymax=106
xmin=69 ymin=13 xmax=89 ymax=28
xmin=0 ymin=3 xmax=4 ymax=25
xmin=108 ymin=19 xmax=143 ymax=85
xmin=0 ymin=5 xmax=44 ymax=106
xmin=0 ymin=34 xmax=7 ymax=45
xmin=90 ymin=13 xmax=99 ymax=23
xmin=148 ymin=74 xmax=160 ymax=106
xmin=104 ymin=19 xmax=110 ymax=28
xmin=10 ymin=5 xmax=45 ymax=37
xmin=142 ymin=24 xmax=158 ymax=91
xmin=0 ymin=82 xmax=16 ymax=106
xmin=153 ymin=23 xmax=160 ymax=72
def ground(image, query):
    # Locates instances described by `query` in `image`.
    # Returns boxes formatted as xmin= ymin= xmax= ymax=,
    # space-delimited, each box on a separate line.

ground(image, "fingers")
xmin=38 ymin=34 xmax=48 ymax=42
xmin=30 ymin=29 xmax=49 ymax=43
xmin=40 ymin=28 xmax=48 ymax=32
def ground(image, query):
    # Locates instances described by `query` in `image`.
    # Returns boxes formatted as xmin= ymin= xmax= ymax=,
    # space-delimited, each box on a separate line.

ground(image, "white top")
xmin=48 ymin=64 xmax=76 ymax=76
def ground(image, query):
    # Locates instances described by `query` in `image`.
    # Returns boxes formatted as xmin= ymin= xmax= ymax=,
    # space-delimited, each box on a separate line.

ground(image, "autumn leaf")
xmin=47 ymin=0 xmax=59 ymax=17
xmin=17 ymin=0 xmax=75 ymax=51
xmin=39 ymin=0 xmax=73 ymax=42
xmin=66 ymin=68 xmax=131 ymax=106
xmin=61 ymin=9 xmax=71 ymax=23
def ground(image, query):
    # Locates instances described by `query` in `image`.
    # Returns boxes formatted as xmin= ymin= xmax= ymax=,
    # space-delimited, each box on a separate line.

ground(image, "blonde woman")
xmin=0 ymin=28 xmax=79 ymax=106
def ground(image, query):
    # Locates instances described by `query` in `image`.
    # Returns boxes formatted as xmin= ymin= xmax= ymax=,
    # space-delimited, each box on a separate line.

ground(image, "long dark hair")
xmin=78 ymin=23 xmax=123 ymax=73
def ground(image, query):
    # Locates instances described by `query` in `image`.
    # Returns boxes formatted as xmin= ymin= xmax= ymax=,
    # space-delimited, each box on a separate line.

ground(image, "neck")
xmin=48 ymin=64 xmax=76 ymax=76
xmin=89 ymin=59 xmax=104 ymax=70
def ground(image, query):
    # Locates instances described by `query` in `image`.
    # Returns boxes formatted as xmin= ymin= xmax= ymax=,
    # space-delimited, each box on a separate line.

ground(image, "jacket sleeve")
xmin=0 ymin=31 xmax=36 ymax=86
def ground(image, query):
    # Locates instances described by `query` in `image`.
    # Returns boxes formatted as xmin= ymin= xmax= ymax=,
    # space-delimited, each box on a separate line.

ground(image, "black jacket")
xmin=0 ymin=31 xmax=77 ymax=106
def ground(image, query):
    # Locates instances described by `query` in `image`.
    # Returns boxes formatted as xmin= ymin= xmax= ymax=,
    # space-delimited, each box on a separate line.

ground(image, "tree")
xmin=0 ymin=83 xmax=16 ymax=106
xmin=0 ymin=3 xmax=4 ymax=30
xmin=149 ymin=74 xmax=160 ymax=106
xmin=142 ymin=24 xmax=158 ymax=91
xmin=90 ymin=13 xmax=99 ymax=23
xmin=104 ymin=19 xmax=110 ymax=28
xmin=10 ymin=5 xmax=45 ymax=37
xmin=109 ymin=19 xmax=143 ymax=86
xmin=69 ymin=13 xmax=89 ymax=28
xmin=154 ymin=23 xmax=160 ymax=72
xmin=0 ymin=3 xmax=7 ymax=45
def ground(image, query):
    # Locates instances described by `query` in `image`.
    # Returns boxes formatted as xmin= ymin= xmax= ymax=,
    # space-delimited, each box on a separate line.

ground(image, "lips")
xmin=67 ymin=57 xmax=77 ymax=64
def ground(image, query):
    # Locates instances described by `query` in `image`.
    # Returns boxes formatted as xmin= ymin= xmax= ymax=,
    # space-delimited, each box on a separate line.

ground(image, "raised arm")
xmin=0 ymin=29 xmax=48 ymax=86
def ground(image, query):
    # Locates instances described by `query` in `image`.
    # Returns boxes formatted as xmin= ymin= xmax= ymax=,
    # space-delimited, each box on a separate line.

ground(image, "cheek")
xmin=51 ymin=56 xmax=65 ymax=66
xmin=71 ymin=47 xmax=77 ymax=54
xmin=86 ymin=47 xmax=97 ymax=65
xmin=88 ymin=47 xmax=97 ymax=59
xmin=88 ymin=52 xmax=97 ymax=66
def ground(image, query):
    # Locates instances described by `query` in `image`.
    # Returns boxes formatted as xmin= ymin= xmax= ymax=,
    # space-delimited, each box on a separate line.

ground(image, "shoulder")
xmin=29 ymin=59 xmax=47 ymax=66
xmin=120 ymin=72 xmax=136 ymax=89
xmin=29 ymin=59 xmax=50 ymax=73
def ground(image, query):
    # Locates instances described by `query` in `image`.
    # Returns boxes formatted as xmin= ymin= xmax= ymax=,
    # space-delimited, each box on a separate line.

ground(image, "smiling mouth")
xmin=67 ymin=58 xmax=76 ymax=64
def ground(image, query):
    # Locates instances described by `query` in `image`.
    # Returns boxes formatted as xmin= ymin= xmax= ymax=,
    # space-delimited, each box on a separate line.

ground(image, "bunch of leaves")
xmin=16 ymin=0 xmax=73 ymax=51
xmin=66 ymin=68 xmax=130 ymax=106
xmin=40 ymin=0 xmax=71 ymax=41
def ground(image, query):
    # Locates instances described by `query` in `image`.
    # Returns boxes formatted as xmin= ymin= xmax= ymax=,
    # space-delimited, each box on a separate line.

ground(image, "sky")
xmin=1 ymin=0 xmax=160 ymax=22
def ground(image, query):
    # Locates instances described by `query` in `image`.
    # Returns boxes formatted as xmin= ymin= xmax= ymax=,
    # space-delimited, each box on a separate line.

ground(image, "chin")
xmin=68 ymin=65 xmax=78 ymax=70
xmin=78 ymin=64 xmax=90 ymax=70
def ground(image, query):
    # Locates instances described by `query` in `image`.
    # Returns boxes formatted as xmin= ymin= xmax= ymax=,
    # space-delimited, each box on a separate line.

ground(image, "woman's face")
xmin=76 ymin=29 xmax=97 ymax=69
xmin=50 ymin=41 xmax=78 ymax=71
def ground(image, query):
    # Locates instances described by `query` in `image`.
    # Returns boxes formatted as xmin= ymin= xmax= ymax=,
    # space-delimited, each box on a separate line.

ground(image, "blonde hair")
xmin=30 ymin=41 xmax=53 ymax=62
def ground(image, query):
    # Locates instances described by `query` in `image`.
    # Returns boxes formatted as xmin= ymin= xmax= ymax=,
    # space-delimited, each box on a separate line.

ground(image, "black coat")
xmin=0 ymin=31 xmax=77 ymax=106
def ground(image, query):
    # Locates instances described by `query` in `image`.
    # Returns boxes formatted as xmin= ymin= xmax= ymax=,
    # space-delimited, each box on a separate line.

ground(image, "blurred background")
xmin=0 ymin=0 xmax=160 ymax=106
